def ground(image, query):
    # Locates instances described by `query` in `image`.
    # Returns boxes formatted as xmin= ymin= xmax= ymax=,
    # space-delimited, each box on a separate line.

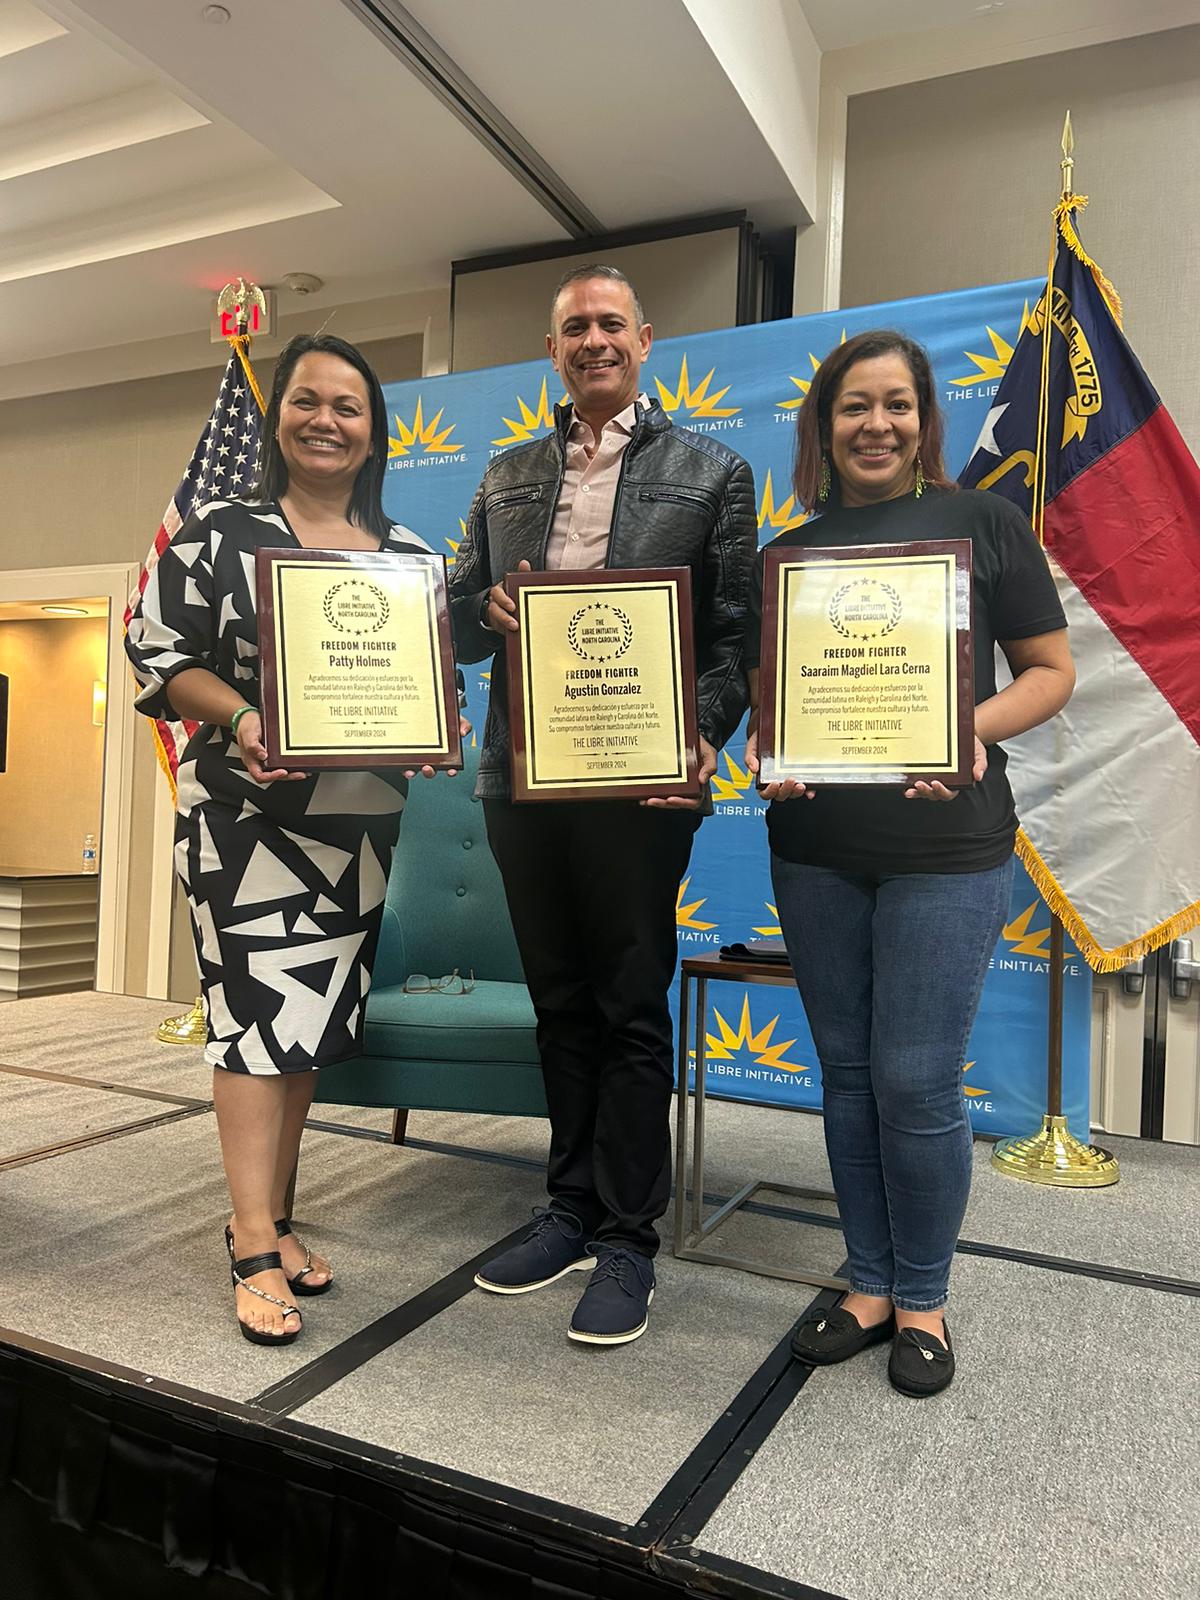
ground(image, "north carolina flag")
xmin=125 ymin=339 xmax=264 ymax=796
xmin=961 ymin=196 xmax=1200 ymax=971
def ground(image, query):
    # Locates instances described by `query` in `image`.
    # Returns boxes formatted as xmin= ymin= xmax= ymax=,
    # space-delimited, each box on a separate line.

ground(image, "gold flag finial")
xmin=1060 ymin=109 xmax=1074 ymax=198
xmin=216 ymin=277 xmax=266 ymax=339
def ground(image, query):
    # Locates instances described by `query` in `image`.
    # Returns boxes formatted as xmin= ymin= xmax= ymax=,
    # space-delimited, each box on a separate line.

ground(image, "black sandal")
xmin=224 ymin=1221 xmax=333 ymax=1296
xmin=230 ymin=1248 xmax=302 ymax=1346
xmin=275 ymin=1217 xmax=333 ymax=1296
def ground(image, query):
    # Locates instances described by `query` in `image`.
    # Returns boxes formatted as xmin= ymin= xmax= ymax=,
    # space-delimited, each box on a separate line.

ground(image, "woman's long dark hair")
xmin=256 ymin=334 xmax=391 ymax=539
xmin=793 ymin=329 xmax=954 ymax=512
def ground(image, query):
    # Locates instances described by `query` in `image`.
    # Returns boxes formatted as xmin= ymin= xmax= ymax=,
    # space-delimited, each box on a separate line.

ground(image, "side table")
xmin=673 ymin=951 xmax=848 ymax=1289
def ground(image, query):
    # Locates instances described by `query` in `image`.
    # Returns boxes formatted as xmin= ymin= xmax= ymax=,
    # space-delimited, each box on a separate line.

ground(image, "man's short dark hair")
xmin=550 ymin=264 xmax=645 ymax=333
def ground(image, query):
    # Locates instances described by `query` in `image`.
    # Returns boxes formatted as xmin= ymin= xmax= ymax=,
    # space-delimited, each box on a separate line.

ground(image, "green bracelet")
xmin=230 ymin=705 xmax=256 ymax=736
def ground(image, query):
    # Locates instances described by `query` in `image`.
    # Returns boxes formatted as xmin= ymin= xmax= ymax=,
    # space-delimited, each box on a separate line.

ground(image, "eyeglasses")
xmin=403 ymin=968 xmax=476 ymax=996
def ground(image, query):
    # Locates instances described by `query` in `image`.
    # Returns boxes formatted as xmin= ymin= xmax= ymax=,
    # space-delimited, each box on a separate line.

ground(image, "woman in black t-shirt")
xmin=744 ymin=330 xmax=1074 ymax=1397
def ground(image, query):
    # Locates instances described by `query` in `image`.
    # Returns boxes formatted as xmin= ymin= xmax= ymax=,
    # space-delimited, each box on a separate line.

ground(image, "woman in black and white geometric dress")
xmin=127 ymin=334 xmax=455 ymax=1346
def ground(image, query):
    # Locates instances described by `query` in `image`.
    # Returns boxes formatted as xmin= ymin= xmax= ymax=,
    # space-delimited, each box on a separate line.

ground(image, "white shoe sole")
xmin=473 ymin=1255 xmax=596 ymax=1295
xmin=567 ymin=1287 xmax=654 ymax=1345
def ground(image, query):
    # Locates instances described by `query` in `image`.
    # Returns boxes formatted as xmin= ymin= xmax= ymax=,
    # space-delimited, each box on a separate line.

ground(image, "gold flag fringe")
xmin=229 ymin=333 xmax=266 ymax=415
xmin=1054 ymin=194 xmax=1124 ymax=327
xmin=1015 ymin=828 xmax=1200 ymax=973
xmin=150 ymin=720 xmax=178 ymax=803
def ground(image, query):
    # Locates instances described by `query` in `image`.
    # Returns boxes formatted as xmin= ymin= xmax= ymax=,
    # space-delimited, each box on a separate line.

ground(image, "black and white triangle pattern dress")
xmin=126 ymin=498 xmax=431 ymax=1074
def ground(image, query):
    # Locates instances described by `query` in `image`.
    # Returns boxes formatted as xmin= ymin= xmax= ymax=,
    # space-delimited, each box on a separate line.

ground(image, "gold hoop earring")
xmin=914 ymin=454 xmax=926 ymax=499
xmin=818 ymin=454 xmax=831 ymax=503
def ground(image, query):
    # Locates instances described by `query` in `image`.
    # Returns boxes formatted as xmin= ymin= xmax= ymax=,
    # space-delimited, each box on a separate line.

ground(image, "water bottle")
xmin=82 ymin=833 xmax=98 ymax=874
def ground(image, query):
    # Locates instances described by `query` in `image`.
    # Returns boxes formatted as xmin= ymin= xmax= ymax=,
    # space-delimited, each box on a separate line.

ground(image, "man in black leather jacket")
xmin=449 ymin=265 xmax=755 ymax=1346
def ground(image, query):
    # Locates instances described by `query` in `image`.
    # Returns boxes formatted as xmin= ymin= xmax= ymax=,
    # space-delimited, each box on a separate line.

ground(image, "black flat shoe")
xmin=888 ymin=1323 xmax=954 ymax=1397
xmin=230 ymin=1248 xmax=302 ymax=1346
xmin=274 ymin=1217 xmax=333 ymax=1297
xmin=791 ymin=1304 xmax=896 ymax=1365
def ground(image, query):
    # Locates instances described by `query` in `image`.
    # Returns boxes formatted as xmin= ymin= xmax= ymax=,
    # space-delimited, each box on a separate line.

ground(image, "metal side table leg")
xmin=674 ymin=970 xmax=847 ymax=1291
xmin=673 ymin=969 xmax=691 ymax=1254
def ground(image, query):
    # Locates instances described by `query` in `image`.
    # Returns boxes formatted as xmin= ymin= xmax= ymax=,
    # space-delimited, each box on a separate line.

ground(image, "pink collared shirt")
xmin=544 ymin=395 xmax=648 ymax=571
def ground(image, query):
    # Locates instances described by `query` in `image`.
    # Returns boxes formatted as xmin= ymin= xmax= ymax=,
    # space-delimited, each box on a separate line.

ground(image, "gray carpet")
xmin=343 ymin=1100 xmax=1200 ymax=1289
xmin=0 ymin=990 xmax=211 ymax=1101
xmin=0 ymin=1071 xmax=192 ymax=1161
xmin=1 ymin=996 xmax=1196 ymax=1594
xmin=0 ymin=1111 xmax=544 ymax=1401
xmin=294 ymin=1210 xmax=838 ymax=1526
xmin=963 ymin=1134 xmax=1200 ymax=1282
xmin=696 ymin=1252 xmax=1200 ymax=1600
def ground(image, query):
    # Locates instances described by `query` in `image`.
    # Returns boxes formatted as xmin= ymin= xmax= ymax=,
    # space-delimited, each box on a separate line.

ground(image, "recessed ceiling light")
xmin=42 ymin=605 xmax=89 ymax=616
xmin=202 ymin=4 xmax=231 ymax=23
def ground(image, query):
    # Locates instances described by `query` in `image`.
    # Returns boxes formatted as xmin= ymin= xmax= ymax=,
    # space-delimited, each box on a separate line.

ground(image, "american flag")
xmin=125 ymin=339 xmax=264 ymax=794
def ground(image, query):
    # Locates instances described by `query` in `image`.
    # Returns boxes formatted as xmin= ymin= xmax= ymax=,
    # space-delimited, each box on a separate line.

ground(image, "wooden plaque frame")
xmin=505 ymin=566 xmax=701 ymax=803
xmin=758 ymin=539 xmax=975 ymax=787
xmin=257 ymin=547 xmax=462 ymax=771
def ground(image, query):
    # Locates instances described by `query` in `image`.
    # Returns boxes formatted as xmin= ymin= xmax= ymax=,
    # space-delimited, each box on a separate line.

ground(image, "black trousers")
xmin=484 ymin=799 xmax=700 ymax=1257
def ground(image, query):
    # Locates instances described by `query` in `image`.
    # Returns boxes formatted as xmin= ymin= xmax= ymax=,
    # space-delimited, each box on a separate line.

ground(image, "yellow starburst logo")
xmin=754 ymin=902 xmax=782 ymax=937
xmin=676 ymin=877 xmax=716 ymax=931
xmin=962 ymin=1060 xmax=991 ymax=1099
xmin=492 ymin=377 xmax=561 ymax=447
xmin=758 ymin=468 xmax=810 ymax=535
xmin=655 ymin=355 xmax=740 ymax=419
xmin=705 ymin=993 xmax=805 ymax=1072
xmin=778 ymin=355 xmax=820 ymax=410
xmin=710 ymin=751 xmax=758 ymax=805
xmin=1003 ymin=901 xmax=1052 ymax=959
xmin=388 ymin=397 xmax=461 ymax=458
xmin=777 ymin=334 xmax=845 ymax=409
xmin=444 ymin=517 xmax=467 ymax=568
xmin=950 ymin=305 xmax=1035 ymax=388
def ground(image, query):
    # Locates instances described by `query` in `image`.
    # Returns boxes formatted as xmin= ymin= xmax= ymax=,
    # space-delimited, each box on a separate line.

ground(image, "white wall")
xmin=839 ymin=24 xmax=1200 ymax=451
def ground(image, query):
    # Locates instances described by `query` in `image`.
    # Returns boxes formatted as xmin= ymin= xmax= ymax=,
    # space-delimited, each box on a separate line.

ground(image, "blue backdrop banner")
xmin=380 ymin=277 xmax=1090 ymax=1136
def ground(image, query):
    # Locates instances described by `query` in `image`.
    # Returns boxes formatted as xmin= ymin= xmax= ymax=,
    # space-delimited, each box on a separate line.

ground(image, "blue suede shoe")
xmin=567 ymin=1246 xmax=655 ymax=1346
xmin=474 ymin=1208 xmax=596 ymax=1294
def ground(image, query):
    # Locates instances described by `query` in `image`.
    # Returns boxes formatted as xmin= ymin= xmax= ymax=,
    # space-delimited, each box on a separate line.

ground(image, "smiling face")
xmin=276 ymin=351 xmax=373 ymax=493
xmin=547 ymin=276 xmax=652 ymax=426
xmin=827 ymin=352 xmax=922 ymax=506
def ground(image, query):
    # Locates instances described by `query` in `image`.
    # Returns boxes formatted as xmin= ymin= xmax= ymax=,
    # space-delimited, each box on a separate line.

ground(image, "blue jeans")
xmin=771 ymin=854 xmax=1013 ymax=1310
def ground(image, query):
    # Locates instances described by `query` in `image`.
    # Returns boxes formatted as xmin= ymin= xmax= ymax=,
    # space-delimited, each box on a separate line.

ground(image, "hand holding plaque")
xmin=505 ymin=567 xmax=700 ymax=802
xmin=257 ymin=548 xmax=462 ymax=771
xmin=757 ymin=540 xmax=974 ymax=787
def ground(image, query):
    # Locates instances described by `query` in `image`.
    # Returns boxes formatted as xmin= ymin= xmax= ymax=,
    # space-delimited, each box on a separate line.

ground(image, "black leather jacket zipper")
xmin=637 ymin=488 xmax=715 ymax=509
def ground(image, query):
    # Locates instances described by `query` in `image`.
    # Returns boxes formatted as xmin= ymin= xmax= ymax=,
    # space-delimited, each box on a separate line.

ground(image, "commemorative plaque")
xmin=256 ymin=548 xmax=462 ymax=771
xmin=758 ymin=540 xmax=974 ymax=786
xmin=506 ymin=567 xmax=700 ymax=803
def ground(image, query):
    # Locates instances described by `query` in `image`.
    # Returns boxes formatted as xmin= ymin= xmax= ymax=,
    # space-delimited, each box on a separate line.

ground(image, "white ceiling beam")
xmin=682 ymin=0 xmax=822 ymax=223
xmin=0 ymin=167 xmax=339 ymax=285
xmin=0 ymin=0 xmax=65 ymax=60
xmin=0 ymin=83 xmax=208 ymax=182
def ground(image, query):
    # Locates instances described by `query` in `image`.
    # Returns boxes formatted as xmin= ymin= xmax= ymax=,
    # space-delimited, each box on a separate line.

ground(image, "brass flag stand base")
xmin=992 ymin=904 xmax=1120 ymax=1190
xmin=992 ymin=1114 xmax=1119 ymax=1188
xmin=156 ymin=997 xmax=205 ymax=1046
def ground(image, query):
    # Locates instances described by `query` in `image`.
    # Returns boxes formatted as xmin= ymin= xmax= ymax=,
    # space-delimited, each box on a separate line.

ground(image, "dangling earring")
xmin=818 ymin=454 xmax=831 ymax=502
xmin=914 ymin=453 xmax=926 ymax=499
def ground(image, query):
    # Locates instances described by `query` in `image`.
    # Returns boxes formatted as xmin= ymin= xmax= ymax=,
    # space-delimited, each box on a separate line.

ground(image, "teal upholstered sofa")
xmin=313 ymin=748 xmax=547 ymax=1140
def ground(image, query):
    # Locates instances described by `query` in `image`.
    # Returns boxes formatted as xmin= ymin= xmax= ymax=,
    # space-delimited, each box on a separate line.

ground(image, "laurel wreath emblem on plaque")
xmin=567 ymin=601 xmax=634 ymax=663
xmin=828 ymin=578 xmax=902 ymax=641
xmin=322 ymin=579 xmax=390 ymax=636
